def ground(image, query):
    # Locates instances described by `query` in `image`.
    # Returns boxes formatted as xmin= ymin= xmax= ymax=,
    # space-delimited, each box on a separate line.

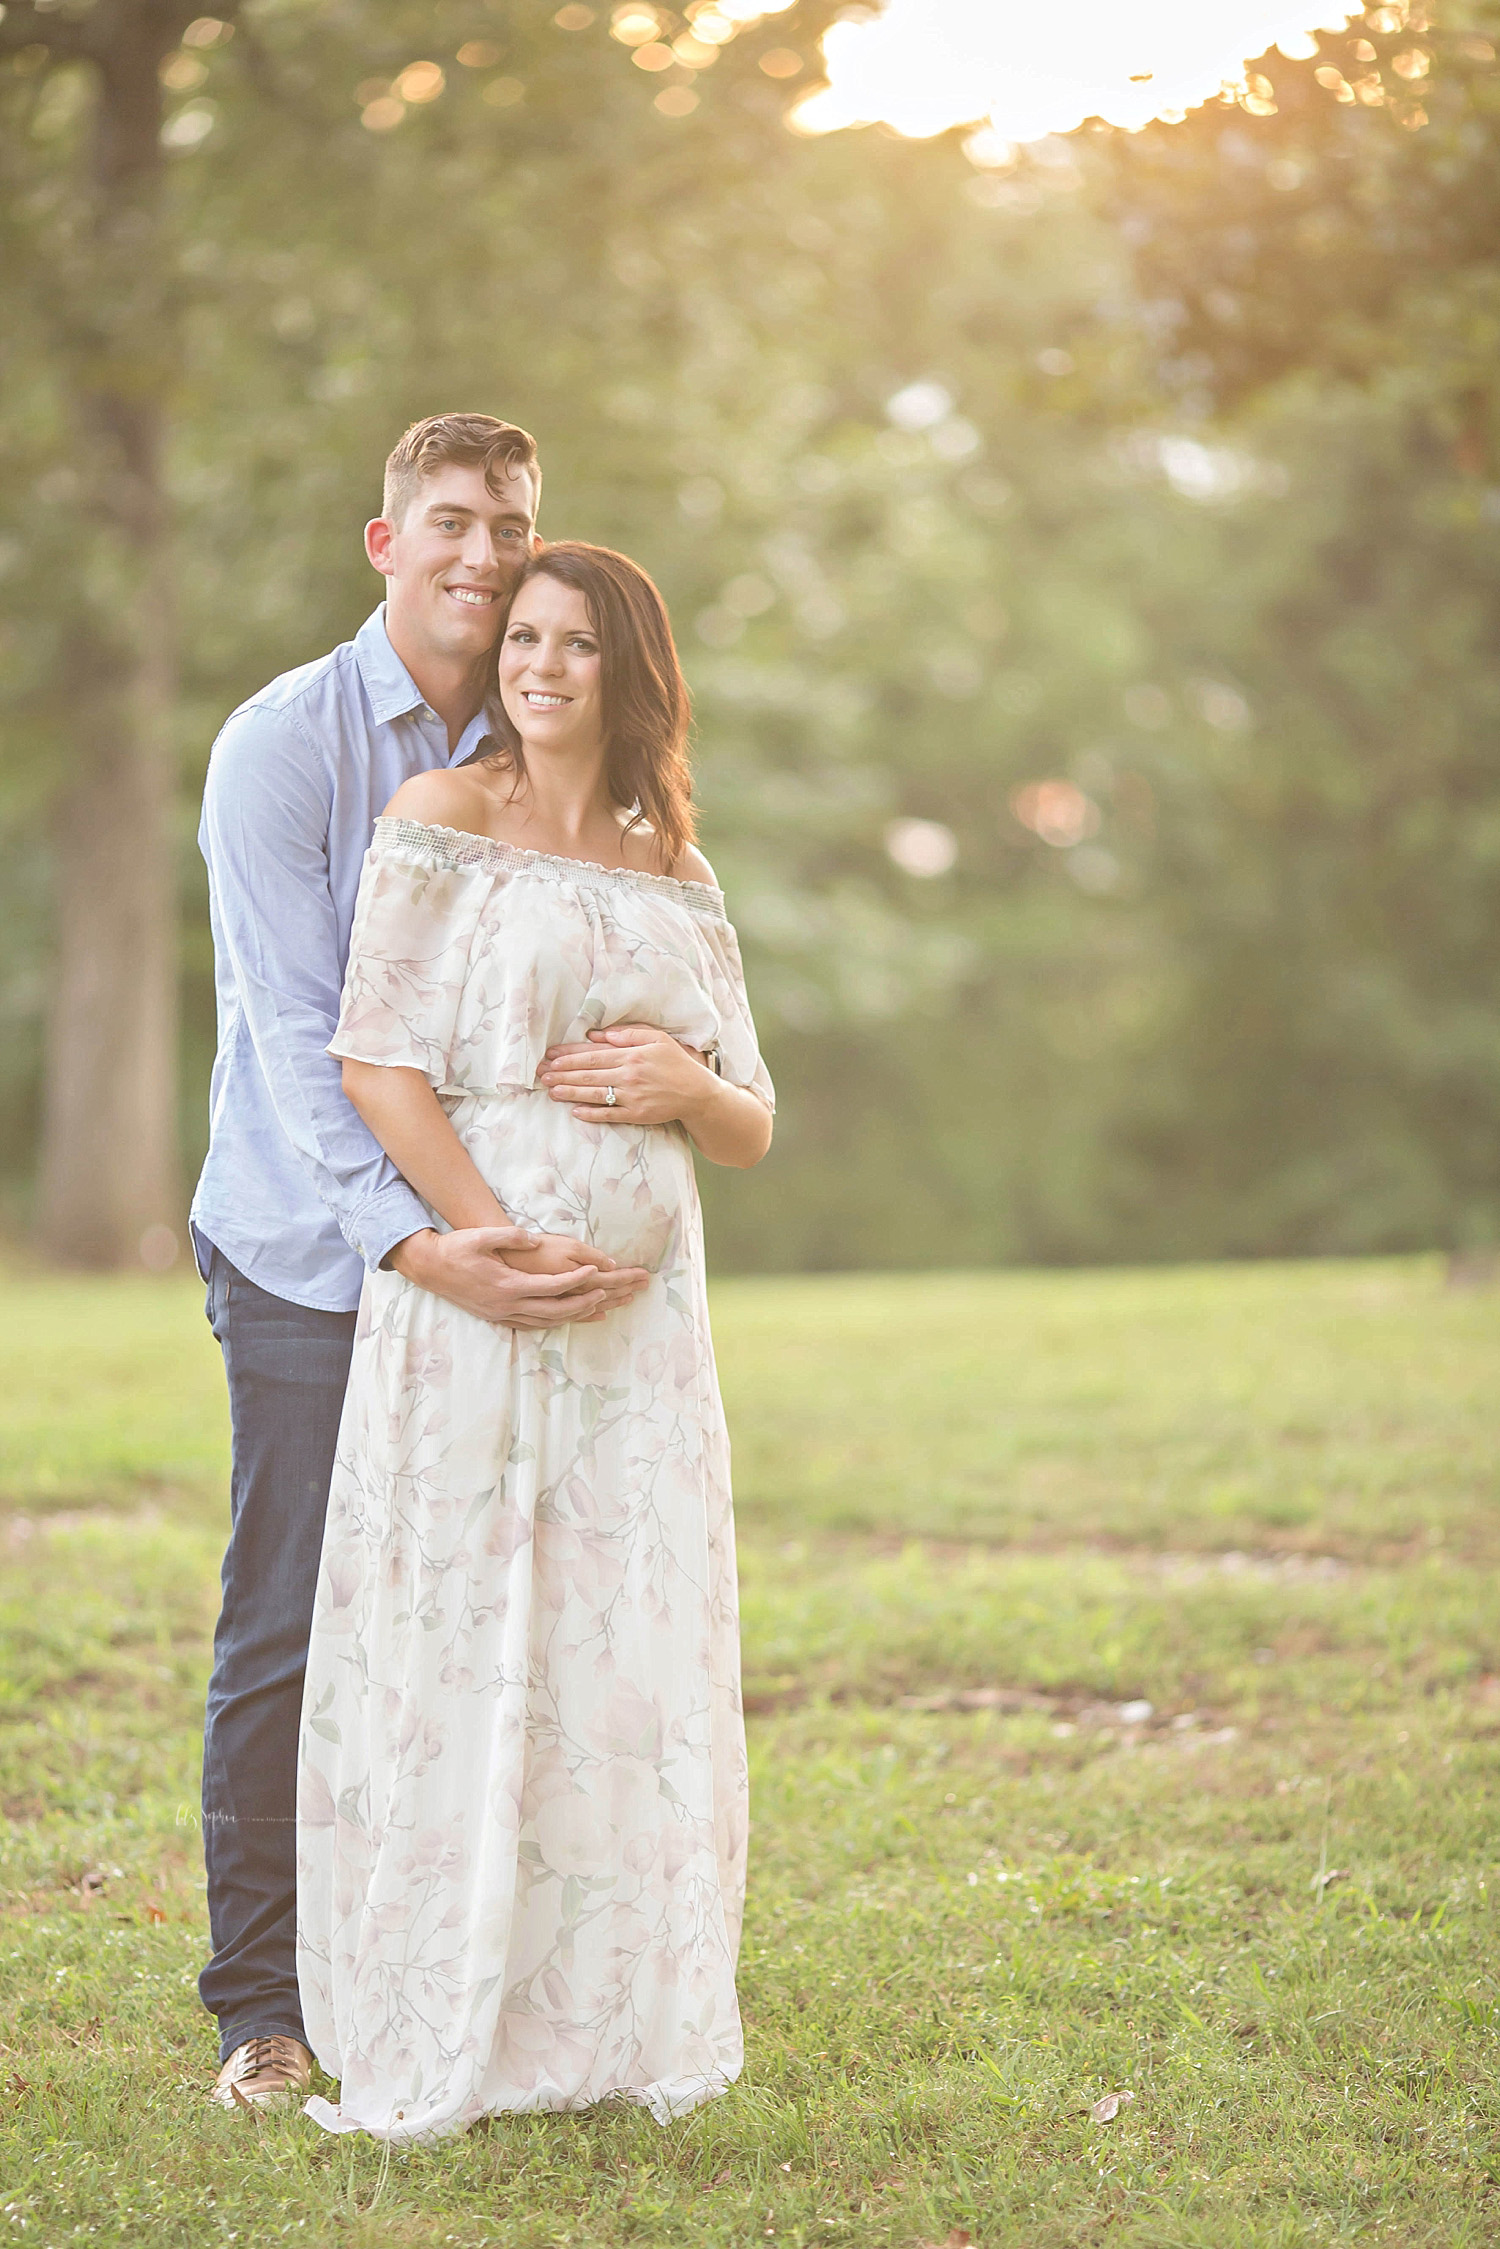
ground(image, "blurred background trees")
xmin=2 ymin=0 xmax=1498 ymax=1271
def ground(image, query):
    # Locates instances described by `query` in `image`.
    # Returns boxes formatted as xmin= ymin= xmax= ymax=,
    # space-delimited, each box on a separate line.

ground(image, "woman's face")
xmin=498 ymin=574 xmax=605 ymax=761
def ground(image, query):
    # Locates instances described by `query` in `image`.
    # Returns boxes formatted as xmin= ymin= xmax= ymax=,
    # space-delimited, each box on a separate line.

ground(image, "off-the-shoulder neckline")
xmin=372 ymin=816 xmax=726 ymax=918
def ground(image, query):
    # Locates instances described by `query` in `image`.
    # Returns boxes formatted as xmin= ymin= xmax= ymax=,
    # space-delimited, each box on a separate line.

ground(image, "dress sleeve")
xmin=329 ymin=828 xmax=492 ymax=1086
xmin=700 ymin=915 xmax=775 ymax=1113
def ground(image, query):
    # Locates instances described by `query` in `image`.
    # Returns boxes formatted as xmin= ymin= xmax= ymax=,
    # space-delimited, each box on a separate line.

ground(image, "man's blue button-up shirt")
xmin=190 ymin=605 xmax=494 ymax=1311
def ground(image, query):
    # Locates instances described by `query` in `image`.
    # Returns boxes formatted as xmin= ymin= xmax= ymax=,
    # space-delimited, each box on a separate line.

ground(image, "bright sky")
xmin=790 ymin=0 xmax=1360 ymax=146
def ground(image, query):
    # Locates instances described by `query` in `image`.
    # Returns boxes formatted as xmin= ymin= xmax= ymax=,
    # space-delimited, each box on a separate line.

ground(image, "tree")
xmin=1091 ymin=4 xmax=1500 ymax=1257
xmin=0 ymin=0 xmax=232 ymax=1263
xmin=0 ymin=0 xmax=850 ymax=1265
xmin=8 ymin=0 xmax=1500 ymax=1275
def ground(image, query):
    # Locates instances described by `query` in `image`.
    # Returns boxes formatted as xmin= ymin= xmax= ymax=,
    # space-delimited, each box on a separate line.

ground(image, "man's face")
xmin=366 ymin=461 xmax=538 ymax=666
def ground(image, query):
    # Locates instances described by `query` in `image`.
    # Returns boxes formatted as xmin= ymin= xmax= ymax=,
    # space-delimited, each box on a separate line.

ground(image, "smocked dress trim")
xmin=374 ymin=818 xmax=727 ymax=924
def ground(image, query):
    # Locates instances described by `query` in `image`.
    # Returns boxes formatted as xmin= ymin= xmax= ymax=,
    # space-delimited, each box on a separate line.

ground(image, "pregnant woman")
xmin=295 ymin=543 xmax=774 ymax=2140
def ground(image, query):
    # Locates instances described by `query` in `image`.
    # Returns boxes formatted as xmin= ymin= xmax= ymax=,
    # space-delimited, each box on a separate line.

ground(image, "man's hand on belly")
xmin=388 ymin=1226 xmax=645 ymax=1328
xmin=501 ymin=1231 xmax=650 ymax=1316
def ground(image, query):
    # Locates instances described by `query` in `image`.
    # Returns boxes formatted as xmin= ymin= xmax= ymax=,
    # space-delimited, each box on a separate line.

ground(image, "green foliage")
xmin=4 ymin=1258 xmax=1500 ymax=2242
xmin=3 ymin=5 xmax=1500 ymax=1265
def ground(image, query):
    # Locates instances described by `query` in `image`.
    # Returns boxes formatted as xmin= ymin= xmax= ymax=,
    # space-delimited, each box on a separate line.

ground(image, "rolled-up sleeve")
xmin=200 ymin=705 xmax=431 ymax=1271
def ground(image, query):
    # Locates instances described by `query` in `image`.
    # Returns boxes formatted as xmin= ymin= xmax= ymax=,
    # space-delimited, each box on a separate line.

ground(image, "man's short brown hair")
xmin=381 ymin=412 xmax=540 ymax=526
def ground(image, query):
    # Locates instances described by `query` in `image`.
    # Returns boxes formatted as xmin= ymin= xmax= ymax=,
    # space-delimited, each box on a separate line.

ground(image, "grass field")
xmin=2 ymin=1255 xmax=1499 ymax=2246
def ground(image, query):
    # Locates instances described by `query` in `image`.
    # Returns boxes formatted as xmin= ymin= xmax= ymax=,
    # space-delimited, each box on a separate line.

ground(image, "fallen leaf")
xmin=78 ymin=1870 xmax=107 ymax=1907
xmin=1089 ymin=2089 xmax=1135 ymax=2123
xmin=1310 ymin=1867 xmax=1348 ymax=1894
xmin=146 ymin=1905 xmax=167 ymax=1924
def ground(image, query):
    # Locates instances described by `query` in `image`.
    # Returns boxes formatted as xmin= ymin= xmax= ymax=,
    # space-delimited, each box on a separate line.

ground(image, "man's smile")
xmin=445 ymin=583 xmax=501 ymax=609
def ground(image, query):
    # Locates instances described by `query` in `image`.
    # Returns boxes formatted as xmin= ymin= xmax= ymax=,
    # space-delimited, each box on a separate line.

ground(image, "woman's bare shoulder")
xmin=382 ymin=768 xmax=494 ymax=830
xmin=670 ymin=843 xmax=719 ymax=888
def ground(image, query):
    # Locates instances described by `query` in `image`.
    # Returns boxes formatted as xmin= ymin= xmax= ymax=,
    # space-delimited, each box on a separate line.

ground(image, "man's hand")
xmin=536 ymin=1025 xmax=713 ymax=1129
xmin=387 ymin=1225 xmax=642 ymax=1328
xmin=501 ymin=1230 xmax=651 ymax=1315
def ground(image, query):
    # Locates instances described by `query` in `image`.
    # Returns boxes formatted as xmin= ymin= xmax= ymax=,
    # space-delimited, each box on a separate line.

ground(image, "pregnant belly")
xmin=448 ymin=1089 xmax=693 ymax=1274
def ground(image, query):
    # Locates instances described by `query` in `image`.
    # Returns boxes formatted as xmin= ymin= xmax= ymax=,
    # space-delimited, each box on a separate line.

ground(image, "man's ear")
xmin=365 ymin=517 xmax=396 ymax=578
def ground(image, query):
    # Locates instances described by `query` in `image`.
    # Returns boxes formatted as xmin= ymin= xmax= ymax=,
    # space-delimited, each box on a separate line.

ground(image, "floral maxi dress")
xmin=295 ymin=817 xmax=772 ymax=2142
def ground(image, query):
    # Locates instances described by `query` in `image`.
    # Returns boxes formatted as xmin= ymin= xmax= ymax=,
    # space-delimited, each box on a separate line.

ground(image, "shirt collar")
xmin=450 ymin=707 xmax=496 ymax=767
xmin=354 ymin=604 xmax=496 ymax=763
xmin=354 ymin=604 xmax=429 ymax=725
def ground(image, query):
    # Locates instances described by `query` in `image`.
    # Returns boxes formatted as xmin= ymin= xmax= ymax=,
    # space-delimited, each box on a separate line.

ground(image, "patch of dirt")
xmin=3 ymin=1505 xmax=166 ymax=1550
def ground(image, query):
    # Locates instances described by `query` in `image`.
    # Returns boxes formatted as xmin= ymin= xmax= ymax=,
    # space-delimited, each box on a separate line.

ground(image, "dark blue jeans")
xmin=198 ymin=1238 xmax=357 ymax=2062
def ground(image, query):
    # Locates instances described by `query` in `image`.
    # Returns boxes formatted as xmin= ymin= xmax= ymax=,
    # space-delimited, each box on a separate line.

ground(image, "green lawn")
xmin=2 ymin=1256 xmax=1499 ymax=2246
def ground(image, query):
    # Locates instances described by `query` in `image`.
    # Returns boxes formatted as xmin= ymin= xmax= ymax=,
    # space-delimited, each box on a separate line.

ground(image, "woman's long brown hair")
xmin=488 ymin=543 xmax=696 ymax=871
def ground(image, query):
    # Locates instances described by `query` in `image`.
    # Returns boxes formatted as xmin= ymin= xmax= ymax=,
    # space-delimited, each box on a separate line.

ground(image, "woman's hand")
xmin=537 ymin=1025 xmax=773 ymax=1169
xmin=537 ymin=1025 xmax=710 ymax=1128
xmin=501 ymin=1231 xmax=609 ymax=1278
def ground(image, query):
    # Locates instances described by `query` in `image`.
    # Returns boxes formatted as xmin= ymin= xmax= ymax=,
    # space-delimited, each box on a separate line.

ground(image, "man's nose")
xmin=461 ymin=522 xmax=495 ymax=574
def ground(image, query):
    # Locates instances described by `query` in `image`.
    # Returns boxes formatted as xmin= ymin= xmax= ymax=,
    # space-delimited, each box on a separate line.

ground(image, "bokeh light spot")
xmin=395 ymin=61 xmax=446 ymax=103
xmin=886 ymin=818 xmax=959 ymax=877
xmin=1012 ymin=781 xmax=1101 ymax=847
xmin=612 ymin=6 xmax=664 ymax=45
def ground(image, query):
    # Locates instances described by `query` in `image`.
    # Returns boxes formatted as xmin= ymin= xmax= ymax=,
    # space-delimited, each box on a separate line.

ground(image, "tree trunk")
xmin=35 ymin=6 xmax=184 ymax=1267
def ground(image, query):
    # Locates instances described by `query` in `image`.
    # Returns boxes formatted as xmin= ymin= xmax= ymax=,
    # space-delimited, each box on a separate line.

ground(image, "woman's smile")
xmin=499 ymin=575 xmax=604 ymax=754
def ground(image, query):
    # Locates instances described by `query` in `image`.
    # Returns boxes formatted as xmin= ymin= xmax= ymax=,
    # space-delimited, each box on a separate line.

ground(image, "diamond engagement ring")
xmin=603 ymin=1084 xmax=619 ymax=1107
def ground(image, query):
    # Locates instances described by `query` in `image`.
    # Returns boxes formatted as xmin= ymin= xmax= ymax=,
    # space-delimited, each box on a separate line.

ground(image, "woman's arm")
xmin=534 ymin=1027 xmax=773 ymax=1168
xmin=341 ymin=1062 xmax=654 ymax=1291
xmin=341 ymin=1061 xmax=512 ymax=1231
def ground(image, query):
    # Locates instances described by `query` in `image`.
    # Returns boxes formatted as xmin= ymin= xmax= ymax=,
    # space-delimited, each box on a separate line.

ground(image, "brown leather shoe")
xmin=211 ymin=2035 xmax=313 ymax=2111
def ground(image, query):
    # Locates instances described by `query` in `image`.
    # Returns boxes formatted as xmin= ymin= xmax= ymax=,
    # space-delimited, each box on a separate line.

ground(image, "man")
xmin=192 ymin=413 xmax=640 ymax=2110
